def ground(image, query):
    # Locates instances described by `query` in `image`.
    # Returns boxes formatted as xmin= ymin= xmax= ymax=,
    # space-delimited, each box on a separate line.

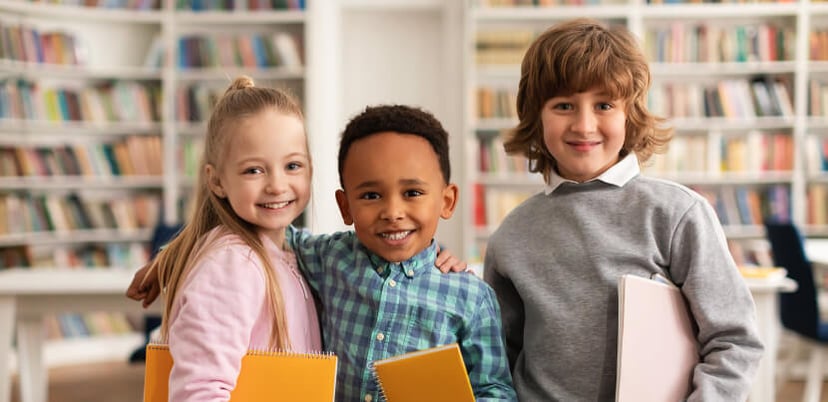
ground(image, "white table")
xmin=0 ymin=268 xmax=160 ymax=402
xmin=746 ymin=277 xmax=797 ymax=402
xmin=805 ymin=239 xmax=828 ymax=271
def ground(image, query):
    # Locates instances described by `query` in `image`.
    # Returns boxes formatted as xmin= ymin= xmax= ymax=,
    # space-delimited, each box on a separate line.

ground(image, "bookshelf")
xmin=0 ymin=0 xmax=314 ymax=369
xmin=463 ymin=0 xmax=828 ymax=267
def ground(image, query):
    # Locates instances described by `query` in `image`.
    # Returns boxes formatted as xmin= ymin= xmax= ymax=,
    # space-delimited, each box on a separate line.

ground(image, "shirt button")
xmin=377 ymin=267 xmax=384 ymax=274
xmin=364 ymin=394 xmax=373 ymax=402
xmin=389 ymin=279 xmax=397 ymax=287
xmin=406 ymin=269 xmax=414 ymax=276
xmin=376 ymin=332 xmax=385 ymax=341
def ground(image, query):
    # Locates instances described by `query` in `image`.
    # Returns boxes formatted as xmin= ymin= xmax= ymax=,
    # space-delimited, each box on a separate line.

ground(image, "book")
xmin=143 ymin=343 xmax=338 ymax=402
xmin=371 ymin=343 xmax=474 ymax=402
xmin=616 ymin=274 xmax=698 ymax=402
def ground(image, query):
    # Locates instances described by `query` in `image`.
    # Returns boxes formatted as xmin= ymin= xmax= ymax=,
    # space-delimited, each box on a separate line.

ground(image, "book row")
xmin=643 ymin=23 xmax=795 ymax=64
xmin=0 ymin=136 xmax=163 ymax=178
xmin=24 ymin=0 xmax=159 ymax=10
xmin=805 ymin=135 xmax=828 ymax=175
xmin=178 ymin=0 xmax=305 ymax=10
xmin=475 ymin=0 xmax=796 ymax=5
xmin=18 ymin=0 xmax=303 ymax=11
xmin=0 ymin=22 xmax=82 ymax=66
xmin=477 ymin=76 xmax=795 ymax=121
xmin=644 ymin=131 xmax=794 ymax=174
xmin=177 ymin=32 xmax=303 ymax=69
xmin=478 ymin=134 xmax=530 ymax=175
xmin=807 ymin=184 xmax=828 ymax=225
xmin=0 ymin=241 xmax=148 ymax=270
xmin=481 ymin=131 xmax=795 ymax=177
xmin=476 ymin=87 xmax=516 ymax=120
xmin=0 ymin=80 xmax=161 ymax=123
xmin=474 ymin=184 xmax=791 ymax=229
xmin=0 ymin=192 xmax=160 ymax=234
xmin=44 ymin=311 xmax=137 ymax=340
xmin=693 ymin=184 xmax=790 ymax=226
xmin=648 ymin=76 xmax=794 ymax=119
xmin=473 ymin=185 xmax=536 ymax=228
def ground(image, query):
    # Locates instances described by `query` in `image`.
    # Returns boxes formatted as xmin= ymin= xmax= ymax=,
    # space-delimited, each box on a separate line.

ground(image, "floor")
xmin=6 ymin=361 xmax=828 ymax=402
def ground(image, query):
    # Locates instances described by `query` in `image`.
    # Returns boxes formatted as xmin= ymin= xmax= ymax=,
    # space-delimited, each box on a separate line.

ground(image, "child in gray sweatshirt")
xmin=483 ymin=18 xmax=763 ymax=401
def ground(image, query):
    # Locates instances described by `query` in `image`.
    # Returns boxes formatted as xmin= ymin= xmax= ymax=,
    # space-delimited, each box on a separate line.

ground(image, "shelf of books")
xmin=0 ymin=0 xmax=307 ymax=366
xmin=465 ymin=0 xmax=828 ymax=267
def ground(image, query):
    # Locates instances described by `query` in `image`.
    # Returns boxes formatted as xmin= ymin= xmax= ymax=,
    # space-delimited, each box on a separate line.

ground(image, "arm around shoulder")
xmin=459 ymin=283 xmax=517 ymax=401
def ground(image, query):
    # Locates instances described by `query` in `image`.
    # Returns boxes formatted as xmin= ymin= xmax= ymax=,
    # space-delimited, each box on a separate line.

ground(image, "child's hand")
xmin=435 ymin=245 xmax=470 ymax=274
xmin=125 ymin=264 xmax=161 ymax=308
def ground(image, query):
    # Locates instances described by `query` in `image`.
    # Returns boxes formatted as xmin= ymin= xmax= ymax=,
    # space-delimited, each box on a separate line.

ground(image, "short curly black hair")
xmin=337 ymin=104 xmax=451 ymax=188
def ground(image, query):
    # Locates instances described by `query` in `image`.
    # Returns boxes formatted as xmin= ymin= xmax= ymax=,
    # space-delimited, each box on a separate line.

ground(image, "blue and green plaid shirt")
xmin=288 ymin=226 xmax=516 ymax=402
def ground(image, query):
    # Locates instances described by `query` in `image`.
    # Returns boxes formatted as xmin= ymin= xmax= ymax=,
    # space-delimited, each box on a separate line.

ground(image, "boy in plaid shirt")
xmin=128 ymin=104 xmax=515 ymax=402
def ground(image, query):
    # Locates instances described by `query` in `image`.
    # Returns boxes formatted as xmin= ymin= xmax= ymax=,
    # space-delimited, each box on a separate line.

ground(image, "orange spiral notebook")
xmin=143 ymin=343 xmax=338 ymax=402
xmin=372 ymin=343 xmax=475 ymax=402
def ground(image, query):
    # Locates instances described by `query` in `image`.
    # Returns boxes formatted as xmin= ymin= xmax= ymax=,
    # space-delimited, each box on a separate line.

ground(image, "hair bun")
xmin=228 ymin=75 xmax=255 ymax=91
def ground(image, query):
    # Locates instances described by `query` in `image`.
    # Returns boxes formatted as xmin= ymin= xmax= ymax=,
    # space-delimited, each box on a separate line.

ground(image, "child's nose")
xmin=380 ymin=198 xmax=404 ymax=221
xmin=571 ymin=110 xmax=597 ymax=133
xmin=265 ymin=173 xmax=287 ymax=193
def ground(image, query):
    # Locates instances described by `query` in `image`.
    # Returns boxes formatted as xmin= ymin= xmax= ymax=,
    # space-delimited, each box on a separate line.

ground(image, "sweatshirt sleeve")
xmin=669 ymin=199 xmax=764 ymax=401
xmin=167 ymin=244 xmax=267 ymax=402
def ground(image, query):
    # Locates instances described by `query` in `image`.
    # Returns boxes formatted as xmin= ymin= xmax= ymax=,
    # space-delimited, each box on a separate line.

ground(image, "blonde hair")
xmin=155 ymin=76 xmax=306 ymax=350
xmin=506 ymin=18 xmax=673 ymax=183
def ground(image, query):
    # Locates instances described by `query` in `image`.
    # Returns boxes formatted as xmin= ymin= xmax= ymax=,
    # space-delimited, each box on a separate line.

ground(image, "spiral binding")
xmin=370 ymin=361 xmax=391 ymax=402
xmin=147 ymin=342 xmax=335 ymax=359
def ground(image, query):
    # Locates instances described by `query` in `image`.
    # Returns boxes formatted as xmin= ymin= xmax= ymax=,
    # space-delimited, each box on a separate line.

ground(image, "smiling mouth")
xmin=260 ymin=201 xmax=292 ymax=209
xmin=380 ymin=230 xmax=413 ymax=241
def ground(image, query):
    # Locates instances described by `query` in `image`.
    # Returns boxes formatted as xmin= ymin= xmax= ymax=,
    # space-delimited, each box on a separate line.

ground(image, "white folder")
xmin=616 ymin=274 xmax=699 ymax=402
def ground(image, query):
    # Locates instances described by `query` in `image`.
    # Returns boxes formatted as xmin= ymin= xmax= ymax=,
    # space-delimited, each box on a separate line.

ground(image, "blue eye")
xmin=287 ymin=162 xmax=301 ymax=171
xmin=597 ymin=103 xmax=613 ymax=111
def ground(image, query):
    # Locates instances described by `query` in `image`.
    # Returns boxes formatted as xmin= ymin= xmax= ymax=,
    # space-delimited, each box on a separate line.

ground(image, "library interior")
xmin=1 ymin=0 xmax=828 ymax=401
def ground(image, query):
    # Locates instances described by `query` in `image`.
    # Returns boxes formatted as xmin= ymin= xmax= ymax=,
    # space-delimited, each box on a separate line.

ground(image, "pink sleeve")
xmin=167 ymin=244 xmax=266 ymax=402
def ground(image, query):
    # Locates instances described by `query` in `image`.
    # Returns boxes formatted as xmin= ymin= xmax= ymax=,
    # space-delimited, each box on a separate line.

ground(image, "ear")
xmin=335 ymin=189 xmax=354 ymax=225
xmin=440 ymin=183 xmax=459 ymax=220
xmin=205 ymin=164 xmax=226 ymax=198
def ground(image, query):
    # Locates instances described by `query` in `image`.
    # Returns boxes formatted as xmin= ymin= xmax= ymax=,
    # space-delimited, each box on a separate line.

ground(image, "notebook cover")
xmin=143 ymin=343 xmax=337 ymax=402
xmin=372 ymin=343 xmax=475 ymax=402
xmin=616 ymin=274 xmax=699 ymax=402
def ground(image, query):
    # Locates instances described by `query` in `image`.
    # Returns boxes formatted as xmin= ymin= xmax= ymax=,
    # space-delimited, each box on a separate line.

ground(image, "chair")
xmin=764 ymin=222 xmax=828 ymax=402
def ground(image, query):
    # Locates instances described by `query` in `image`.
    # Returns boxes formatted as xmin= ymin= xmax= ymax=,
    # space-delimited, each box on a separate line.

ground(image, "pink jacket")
xmin=166 ymin=227 xmax=322 ymax=401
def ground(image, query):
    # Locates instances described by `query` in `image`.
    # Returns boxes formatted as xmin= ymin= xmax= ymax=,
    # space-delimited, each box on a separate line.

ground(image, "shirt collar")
xmin=364 ymin=240 xmax=438 ymax=279
xmin=544 ymin=153 xmax=640 ymax=194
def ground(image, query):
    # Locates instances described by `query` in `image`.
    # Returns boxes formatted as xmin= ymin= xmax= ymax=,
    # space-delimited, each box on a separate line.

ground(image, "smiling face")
xmin=335 ymin=131 xmax=458 ymax=263
xmin=206 ymin=108 xmax=311 ymax=245
xmin=541 ymin=86 xmax=628 ymax=183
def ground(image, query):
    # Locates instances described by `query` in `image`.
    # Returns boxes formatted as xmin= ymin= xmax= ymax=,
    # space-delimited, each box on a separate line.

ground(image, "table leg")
xmin=0 ymin=297 xmax=14 ymax=402
xmin=17 ymin=317 xmax=46 ymax=402
xmin=750 ymin=291 xmax=779 ymax=402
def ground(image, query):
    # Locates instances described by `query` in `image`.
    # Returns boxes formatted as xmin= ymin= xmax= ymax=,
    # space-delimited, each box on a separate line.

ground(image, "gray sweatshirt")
xmin=484 ymin=156 xmax=764 ymax=401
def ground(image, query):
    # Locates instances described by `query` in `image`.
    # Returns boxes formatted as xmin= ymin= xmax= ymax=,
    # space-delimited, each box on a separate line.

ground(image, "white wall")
xmin=337 ymin=2 xmax=466 ymax=255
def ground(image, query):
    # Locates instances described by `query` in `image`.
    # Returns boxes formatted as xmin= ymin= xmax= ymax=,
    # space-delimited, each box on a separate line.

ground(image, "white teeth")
xmin=261 ymin=201 xmax=290 ymax=209
xmin=382 ymin=231 xmax=411 ymax=240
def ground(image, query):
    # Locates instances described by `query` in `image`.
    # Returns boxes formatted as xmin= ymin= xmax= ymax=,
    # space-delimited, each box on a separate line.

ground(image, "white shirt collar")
xmin=544 ymin=153 xmax=640 ymax=194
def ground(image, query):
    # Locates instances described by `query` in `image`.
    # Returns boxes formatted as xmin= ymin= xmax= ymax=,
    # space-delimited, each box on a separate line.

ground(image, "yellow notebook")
xmin=372 ymin=343 xmax=475 ymax=402
xmin=143 ymin=343 xmax=337 ymax=402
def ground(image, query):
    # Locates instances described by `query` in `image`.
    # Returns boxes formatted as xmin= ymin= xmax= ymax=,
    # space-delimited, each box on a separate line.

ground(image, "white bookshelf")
xmin=0 ymin=0 xmax=339 ymax=373
xmin=462 ymin=0 xmax=828 ymax=265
